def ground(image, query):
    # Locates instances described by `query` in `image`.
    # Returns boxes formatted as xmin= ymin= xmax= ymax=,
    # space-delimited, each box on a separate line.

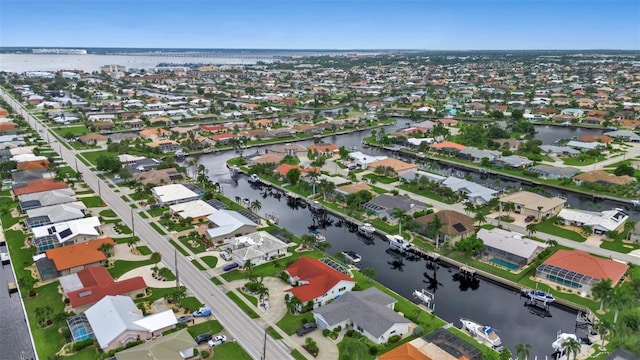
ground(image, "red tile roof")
xmin=285 ymin=257 xmax=354 ymax=302
xmin=66 ymin=267 xmax=147 ymax=308
xmin=46 ymin=238 xmax=115 ymax=271
xmin=430 ymin=141 xmax=467 ymax=151
xmin=200 ymin=124 xmax=227 ymax=132
xmin=274 ymin=164 xmax=301 ymax=177
xmin=13 ymin=178 xmax=68 ymax=195
xmin=210 ymin=133 xmax=236 ymax=141
xmin=17 ymin=160 xmax=50 ymax=171
xmin=542 ymin=250 xmax=629 ymax=285
xmin=308 ymin=144 xmax=339 ymax=153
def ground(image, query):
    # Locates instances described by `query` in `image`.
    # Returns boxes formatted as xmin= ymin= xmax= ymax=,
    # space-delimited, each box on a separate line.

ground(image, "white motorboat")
xmin=387 ymin=234 xmax=412 ymax=251
xmin=310 ymin=230 xmax=326 ymax=243
xmin=460 ymin=318 xmax=503 ymax=350
xmin=341 ymin=251 xmax=362 ymax=263
xmin=413 ymin=289 xmax=435 ymax=311
xmin=358 ymin=223 xmax=376 ymax=235
xmin=552 ymin=333 xmax=579 ymax=353
xmin=632 ymin=200 xmax=640 ymax=208
xmin=524 ymin=288 xmax=555 ymax=304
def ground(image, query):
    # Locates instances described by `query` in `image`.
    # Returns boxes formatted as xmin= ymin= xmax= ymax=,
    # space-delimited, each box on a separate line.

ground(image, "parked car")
xmin=525 ymin=215 xmax=536 ymax=223
xmin=193 ymin=307 xmax=212 ymax=317
xmin=150 ymin=203 xmax=160 ymax=209
xmin=223 ymin=262 xmax=239 ymax=271
xmin=219 ymin=251 xmax=232 ymax=261
xmin=194 ymin=333 xmax=212 ymax=344
xmin=177 ymin=315 xmax=193 ymax=324
xmin=295 ymin=322 xmax=317 ymax=336
xmin=207 ymin=335 xmax=228 ymax=347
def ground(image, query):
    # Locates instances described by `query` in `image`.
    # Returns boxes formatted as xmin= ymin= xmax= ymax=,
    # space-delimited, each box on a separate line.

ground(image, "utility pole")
xmin=98 ymin=181 xmax=102 ymax=198
xmin=175 ymin=248 xmax=180 ymax=290
xmin=261 ymin=328 xmax=267 ymax=360
xmin=131 ymin=208 xmax=135 ymax=239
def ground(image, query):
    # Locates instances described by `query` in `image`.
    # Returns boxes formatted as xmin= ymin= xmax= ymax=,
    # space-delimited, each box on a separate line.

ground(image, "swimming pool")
xmin=72 ymin=326 xmax=93 ymax=342
xmin=490 ymin=258 xmax=519 ymax=270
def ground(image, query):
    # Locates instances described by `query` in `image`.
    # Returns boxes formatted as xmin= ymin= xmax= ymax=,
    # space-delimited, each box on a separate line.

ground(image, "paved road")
xmin=1 ymin=89 xmax=293 ymax=360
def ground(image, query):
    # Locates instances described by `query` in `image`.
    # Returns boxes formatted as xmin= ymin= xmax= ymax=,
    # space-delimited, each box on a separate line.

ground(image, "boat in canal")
xmin=310 ymin=230 xmax=326 ymax=243
xmin=387 ymin=234 xmax=412 ymax=251
xmin=358 ymin=223 xmax=376 ymax=236
xmin=552 ymin=332 xmax=579 ymax=353
xmin=342 ymin=251 xmax=362 ymax=263
xmin=523 ymin=287 xmax=555 ymax=304
xmin=460 ymin=318 xmax=503 ymax=350
xmin=413 ymin=289 xmax=435 ymax=311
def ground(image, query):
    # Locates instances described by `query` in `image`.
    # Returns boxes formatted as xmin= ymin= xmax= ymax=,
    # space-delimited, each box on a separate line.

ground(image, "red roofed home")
xmin=536 ymin=249 xmax=629 ymax=295
xmin=17 ymin=159 xmax=50 ymax=171
xmin=430 ymin=141 xmax=467 ymax=152
xmin=308 ymin=144 xmax=339 ymax=156
xmin=200 ymin=124 xmax=228 ymax=133
xmin=284 ymin=257 xmax=355 ymax=309
xmin=436 ymin=118 xmax=459 ymax=127
xmin=13 ymin=178 xmax=68 ymax=196
xmin=139 ymin=128 xmax=170 ymax=141
xmin=64 ymin=266 xmax=147 ymax=313
xmin=274 ymin=164 xmax=301 ymax=177
xmin=210 ymin=133 xmax=235 ymax=143
xmin=45 ymin=237 xmax=116 ymax=276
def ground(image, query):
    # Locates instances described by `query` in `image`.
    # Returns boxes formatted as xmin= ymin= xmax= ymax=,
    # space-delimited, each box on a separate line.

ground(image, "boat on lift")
xmin=413 ymin=289 xmax=435 ymax=311
xmin=358 ymin=223 xmax=376 ymax=235
xmin=341 ymin=251 xmax=362 ymax=264
xmin=310 ymin=230 xmax=326 ymax=243
xmin=387 ymin=235 xmax=412 ymax=251
xmin=552 ymin=332 xmax=579 ymax=353
xmin=460 ymin=318 xmax=503 ymax=350
xmin=523 ymin=287 xmax=555 ymax=304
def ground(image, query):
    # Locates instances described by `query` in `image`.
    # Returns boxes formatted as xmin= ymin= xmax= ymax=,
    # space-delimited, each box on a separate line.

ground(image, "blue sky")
xmin=1 ymin=0 xmax=639 ymax=50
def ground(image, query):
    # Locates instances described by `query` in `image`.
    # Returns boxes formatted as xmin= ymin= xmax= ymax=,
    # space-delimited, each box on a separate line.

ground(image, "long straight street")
xmin=1 ymin=89 xmax=294 ymax=360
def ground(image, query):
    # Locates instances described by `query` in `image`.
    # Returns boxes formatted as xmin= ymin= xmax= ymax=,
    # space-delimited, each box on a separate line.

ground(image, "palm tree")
xmin=391 ymin=207 xmax=408 ymax=234
xmin=609 ymin=288 xmax=634 ymax=323
xmin=473 ymin=212 xmax=486 ymax=226
xmin=463 ymin=201 xmax=476 ymax=215
xmin=127 ymin=236 xmax=140 ymax=249
xmin=361 ymin=267 xmax=377 ymax=281
xmin=562 ymin=337 xmax=581 ymax=360
xmin=546 ymin=239 xmax=559 ymax=247
xmin=525 ymin=223 xmax=538 ymax=237
xmin=597 ymin=318 xmax=614 ymax=346
xmin=315 ymin=241 xmax=331 ymax=252
xmin=427 ymin=215 xmax=445 ymax=249
xmin=536 ymin=206 xmax=544 ymax=220
xmin=235 ymin=196 xmax=241 ymax=204
xmin=515 ymin=343 xmax=532 ymax=360
xmin=503 ymin=202 xmax=515 ymax=217
xmin=592 ymin=279 xmax=613 ymax=312
xmin=300 ymin=234 xmax=316 ymax=249
xmin=250 ymin=200 xmax=262 ymax=213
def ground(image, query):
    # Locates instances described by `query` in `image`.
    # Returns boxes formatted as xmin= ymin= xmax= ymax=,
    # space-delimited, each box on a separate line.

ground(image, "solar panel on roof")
xmin=59 ymin=228 xmax=73 ymax=239
xmin=452 ymin=223 xmax=467 ymax=233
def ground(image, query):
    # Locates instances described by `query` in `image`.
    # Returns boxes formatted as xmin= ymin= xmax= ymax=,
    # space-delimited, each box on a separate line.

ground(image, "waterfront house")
xmin=169 ymin=200 xmax=218 ymax=223
xmin=114 ymin=329 xmax=197 ymax=360
xmin=539 ymin=145 xmax=580 ymax=157
xmin=478 ymin=228 xmax=547 ymax=270
xmin=566 ymin=140 xmax=604 ymax=151
xmin=82 ymin=295 xmax=177 ymax=352
xmin=151 ymin=184 xmax=199 ymax=206
xmin=32 ymin=216 xmax=102 ymax=252
xmin=18 ymin=188 xmax=76 ymax=212
xmin=458 ymin=147 xmax=501 ymax=163
xmin=347 ymin=151 xmax=387 ymax=168
xmin=493 ymin=155 xmax=534 ymax=169
xmin=412 ymin=210 xmax=475 ymax=246
xmin=536 ymin=250 xmax=628 ymax=296
xmin=499 ymin=191 xmax=566 ymax=219
xmin=140 ymin=128 xmax=170 ymax=141
xmin=268 ymin=143 xmax=307 ymax=157
xmin=413 ymin=120 xmax=437 ymax=131
xmin=247 ymin=153 xmax=285 ymax=166
xmin=560 ymin=108 xmax=585 ymax=118
xmin=284 ymin=257 xmax=355 ymax=309
xmin=42 ymin=237 xmax=115 ymax=277
xmin=362 ymin=194 xmax=428 ymax=220
xmin=147 ymin=139 xmax=182 ymax=153
xmin=573 ymin=170 xmax=635 ymax=187
xmin=580 ymin=135 xmax=614 ymax=144
xmin=60 ymin=266 xmax=147 ymax=313
xmin=206 ymin=210 xmax=258 ymax=242
xmin=78 ymin=133 xmax=108 ymax=146
xmin=312 ymin=288 xmax=411 ymax=344
xmin=429 ymin=141 xmax=467 ymax=154
xmin=334 ymin=182 xmax=374 ymax=197
xmin=308 ymin=144 xmax=339 ymax=156
xmin=227 ymin=231 xmax=289 ymax=267
xmin=557 ymin=208 xmax=628 ymax=234
xmin=378 ymin=331 xmax=482 ymax=360
xmin=399 ymin=170 xmax=446 ymax=184
xmin=367 ymin=158 xmax=418 ymax=176
xmin=134 ymin=168 xmax=186 ymax=186
xmin=528 ymin=164 xmax=580 ymax=179
xmin=604 ymin=130 xmax=640 ymax=143
xmin=441 ymin=177 xmax=497 ymax=205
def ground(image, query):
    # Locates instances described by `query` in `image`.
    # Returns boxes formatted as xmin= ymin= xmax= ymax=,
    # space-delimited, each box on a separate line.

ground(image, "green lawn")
xmin=151 ymin=222 xmax=167 ymax=235
xmin=226 ymin=291 xmax=259 ymax=318
xmin=181 ymin=296 xmax=203 ymax=312
xmin=192 ymin=260 xmax=206 ymax=270
xmin=600 ymin=239 xmax=640 ymax=254
xmin=99 ymin=209 xmax=117 ymax=217
xmin=201 ymin=256 xmax=218 ymax=268
xmin=109 ymin=259 xmax=156 ymax=279
xmin=362 ymin=173 xmax=399 ymax=184
xmin=170 ymin=240 xmax=190 ymax=256
xmin=80 ymin=196 xmax=105 ymax=208
xmin=115 ymin=223 xmax=132 ymax=234
xmin=138 ymin=211 xmax=149 ymax=219
xmin=266 ymin=326 xmax=283 ymax=340
xmin=240 ymin=291 xmax=258 ymax=306
xmin=211 ymin=341 xmax=253 ymax=360
xmin=398 ymin=184 xmax=456 ymax=204
xmin=276 ymin=311 xmax=315 ymax=335
xmin=537 ymin=217 xmax=586 ymax=242
xmin=211 ymin=277 xmax=223 ymax=285
xmin=187 ymin=320 xmax=224 ymax=337
xmin=136 ymin=246 xmax=152 ymax=255
xmin=369 ymin=185 xmax=389 ymax=194
xmin=134 ymin=286 xmax=186 ymax=305
xmin=179 ymin=236 xmax=207 ymax=253
xmin=147 ymin=207 xmax=167 ymax=217
xmin=221 ymin=249 xmax=322 ymax=282
xmin=1 ymin=207 xmax=23 ymax=229
xmin=291 ymin=349 xmax=307 ymax=360
xmin=66 ymin=347 xmax=101 ymax=359
xmin=23 ymin=281 xmax=67 ymax=360
xmin=562 ymin=156 xmax=605 ymax=166
xmin=81 ymin=150 xmax=119 ymax=165
xmin=4 ymin=230 xmax=33 ymax=282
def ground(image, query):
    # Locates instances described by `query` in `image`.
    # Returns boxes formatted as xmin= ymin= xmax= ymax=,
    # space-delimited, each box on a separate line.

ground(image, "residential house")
xmin=32 ymin=216 xmax=102 ymax=252
xmin=26 ymin=201 xmax=87 ymax=229
xmin=347 ymin=151 xmax=387 ymax=168
xmin=18 ymin=188 xmax=76 ymax=212
xmin=210 ymin=133 xmax=236 ymax=143
xmin=312 ymin=288 xmax=411 ymax=344
xmin=441 ymin=177 xmax=497 ymax=205
xmin=114 ymin=329 xmax=197 ymax=360
xmin=139 ymin=128 xmax=170 ymax=141
xmin=477 ymin=228 xmax=547 ymax=270
xmin=539 ymin=145 xmax=580 ymax=157
xmin=560 ymin=108 xmax=585 ymax=118
xmin=13 ymin=178 xmax=68 ymax=196
xmin=528 ymin=164 xmax=580 ymax=179
xmin=42 ymin=237 xmax=115 ymax=277
xmin=412 ymin=210 xmax=475 ymax=246
xmin=227 ymin=231 xmax=289 ymax=266
xmin=499 ymin=191 xmax=566 ymax=219
xmin=60 ymin=266 xmax=146 ymax=313
xmin=557 ymin=208 xmax=628 ymax=235
xmin=206 ymin=210 xmax=258 ymax=242
xmin=334 ymin=183 xmax=374 ymax=197
xmin=134 ymin=168 xmax=185 ymax=186
xmin=458 ymin=147 xmax=501 ymax=163
xmin=367 ymin=158 xmax=418 ymax=176
xmin=147 ymin=140 xmax=182 ymax=153
xmin=493 ymin=155 xmax=534 ymax=169
xmin=430 ymin=141 xmax=467 ymax=154
xmin=268 ymin=143 xmax=307 ymax=157
xmin=247 ymin=153 xmax=285 ymax=166
xmin=151 ymin=184 xmax=200 ymax=206
xmin=566 ymin=140 xmax=604 ymax=151
xmin=362 ymin=194 xmax=428 ymax=220
xmin=78 ymin=133 xmax=108 ymax=146
xmin=536 ymin=250 xmax=629 ymax=295
xmin=284 ymin=257 xmax=356 ymax=309
xmin=581 ymin=116 xmax=603 ymax=125
xmin=308 ymin=144 xmax=339 ymax=156
xmin=93 ymin=121 xmax=115 ymax=131
xmin=573 ymin=170 xmax=635 ymax=186
xmin=580 ymin=135 xmax=614 ymax=144
xmin=604 ymin=130 xmax=640 ymax=143
xmin=82 ymin=295 xmax=177 ymax=351
xmin=169 ymin=200 xmax=217 ymax=223
xmin=399 ymin=170 xmax=446 ymax=184
xmin=413 ymin=120 xmax=437 ymax=131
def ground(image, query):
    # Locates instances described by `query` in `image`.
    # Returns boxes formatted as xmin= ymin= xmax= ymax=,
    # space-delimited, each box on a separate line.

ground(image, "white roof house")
xmin=477 ymin=228 xmax=547 ymax=261
xmin=566 ymin=140 xmax=603 ymax=151
xmin=85 ymin=295 xmax=177 ymax=351
xmin=26 ymin=201 xmax=87 ymax=225
xmin=558 ymin=208 xmax=629 ymax=234
xmin=441 ymin=177 xmax=497 ymax=205
xmin=169 ymin=200 xmax=217 ymax=220
xmin=32 ymin=216 xmax=101 ymax=251
xmin=347 ymin=151 xmax=387 ymax=168
xmin=228 ymin=231 xmax=289 ymax=266
xmin=206 ymin=210 xmax=258 ymax=240
xmin=151 ymin=184 xmax=199 ymax=206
